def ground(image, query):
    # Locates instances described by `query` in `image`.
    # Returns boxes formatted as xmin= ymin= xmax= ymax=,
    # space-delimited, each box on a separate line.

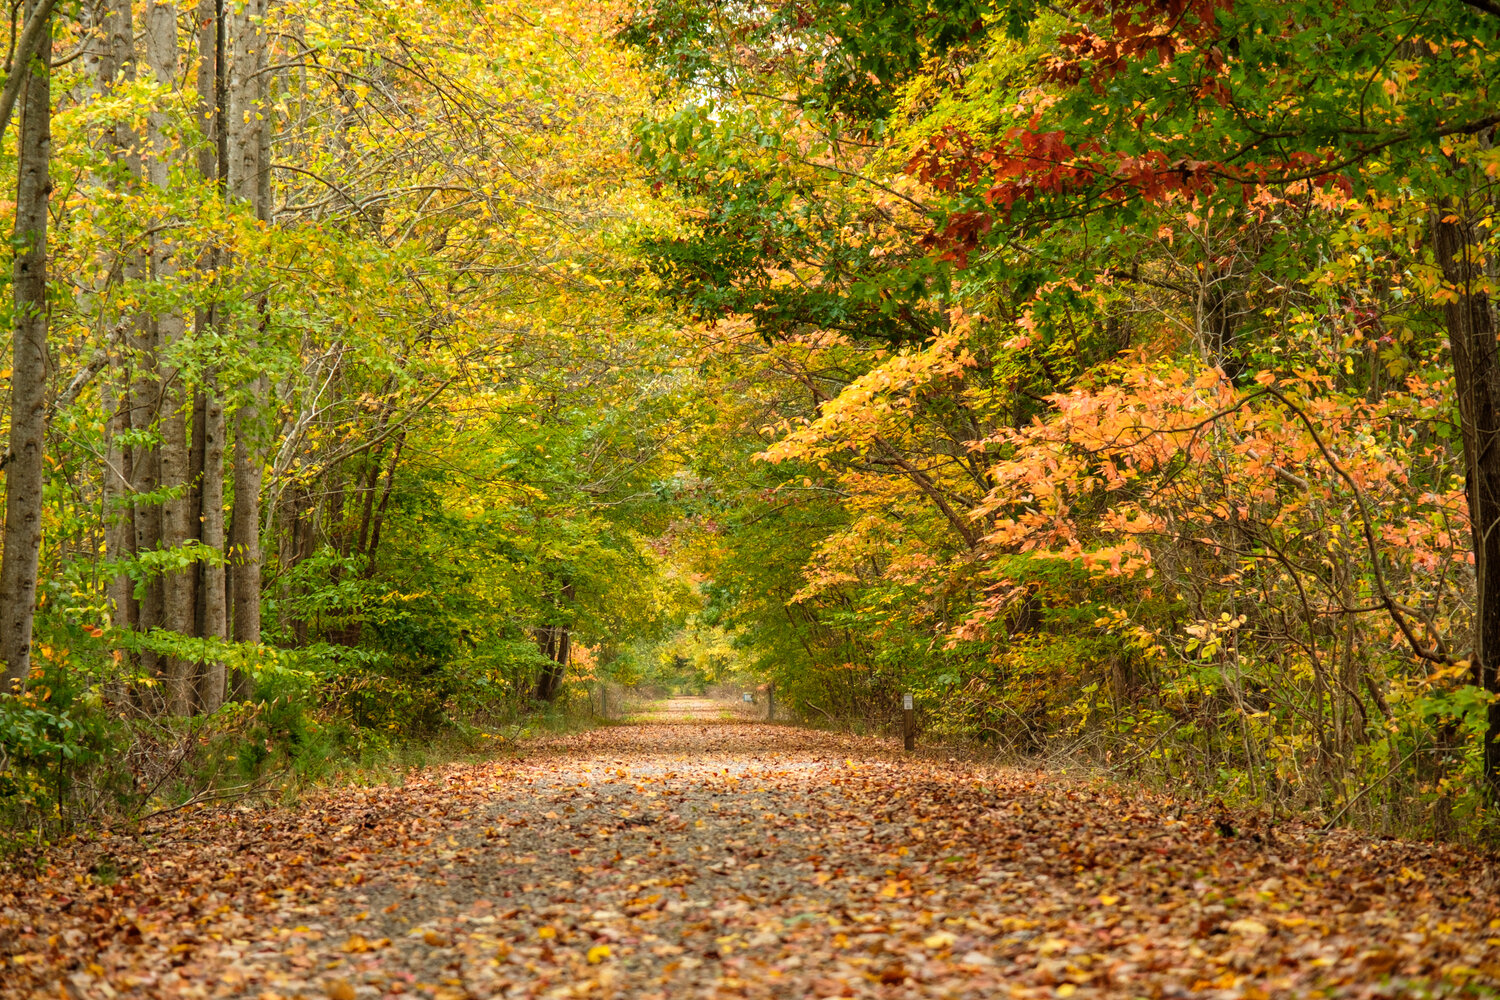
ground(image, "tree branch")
xmin=1264 ymin=387 xmax=1459 ymax=667
xmin=0 ymin=0 xmax=56 ymax=149
xmin=1458 ymin=0 xmax=1500 ymax=16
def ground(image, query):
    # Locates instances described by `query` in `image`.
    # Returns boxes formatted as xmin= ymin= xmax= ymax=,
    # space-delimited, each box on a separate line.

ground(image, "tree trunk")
xmin=533 ymin=627 xmax=570 ymax=703
xmin=196 ymin=0 xmax=219 ymax=184
xmin=0 ymin=0 xmax=52 ymax=687
xmin=82 ymin=0 xmax=135 ymax=641
xmin=102 ymin=370 xmax=134 ymax=635
xmin=188 ymin=389 xmax=205 ymax=633
xmin=1436 ymin=195 xmax=1500 ymax=795
xmin=108 ymin=0 xmax=167 ymax=694
xmin=194 ymin=0 xmax=228 ymax=710
xmin=97 ymin=0 xmax=139 ymax=645
xmin=364 ymin=434 xmax=405 ymax=573
xmin=198 ymin=390 xmax=228 ymax=709
xmin=146 ymin=0 xmax=197 ymax=715
xmin=226 ymin=0 xmax=265 ymax=653
xmin=533 ymin=582 xmax=575 ymax=703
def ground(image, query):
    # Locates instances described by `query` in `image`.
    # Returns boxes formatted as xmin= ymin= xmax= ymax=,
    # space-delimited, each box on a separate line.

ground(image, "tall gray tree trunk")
xmin=67 ymin=6 xmax=131 ymax=653
xmin=102 ymin=369 xmax=134 ymax=635
xmin=146 ymin=0 xmax=197 ymax=715
xmin=106 ymin=0 xmax=168 ymax=694
xmin=0 ymin=0 xmax=52 ymax=687
xmin=226 ymin=0 xmax=266 ymax=653
xmin=99 ymin=0 xmax=141 ymax=645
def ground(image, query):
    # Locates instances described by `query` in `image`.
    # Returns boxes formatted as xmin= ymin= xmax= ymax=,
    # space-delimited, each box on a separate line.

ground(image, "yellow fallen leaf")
xmin=587 ymin=944 xmax=611 ymax=963
xmin=923 ymin=931 xmax=957 ymax=949
xmin=1229 ymin=919 xmax=1269 ymax=936
xmin=1098 ymin=894 xmax=1119 ymax=906
xmin=538 ymin=926 xmax=557 ymax=939
xmin=325 ymin=979 xmax=356 ymax=1000
xmin=342 ymin=934 xmax=389 ymax=953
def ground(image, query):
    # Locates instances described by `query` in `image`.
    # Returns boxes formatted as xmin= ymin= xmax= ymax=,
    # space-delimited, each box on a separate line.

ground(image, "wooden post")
xmin=902 ymin=693 xmax=915 ymax=751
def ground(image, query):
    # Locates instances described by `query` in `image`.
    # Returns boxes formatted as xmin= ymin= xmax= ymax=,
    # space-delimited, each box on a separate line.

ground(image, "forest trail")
xmin=6 ymin=699 xmax=1500 ymax=1000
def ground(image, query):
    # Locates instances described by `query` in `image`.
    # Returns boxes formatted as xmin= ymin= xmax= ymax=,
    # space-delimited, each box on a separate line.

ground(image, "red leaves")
xmin=909 ymin=124 xmax=1352 ymax=264
xmin=1046 ymin=0 xmax=1237 ymax=88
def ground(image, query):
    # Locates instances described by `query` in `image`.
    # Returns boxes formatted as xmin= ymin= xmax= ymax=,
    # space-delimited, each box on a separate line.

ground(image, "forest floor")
xmin=5 ymin=697 xmax=1500 ymax=999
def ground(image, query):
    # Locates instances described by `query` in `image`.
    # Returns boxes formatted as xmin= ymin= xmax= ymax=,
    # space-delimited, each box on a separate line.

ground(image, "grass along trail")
xmin=3 ymin=696 xmax=1500 ymax=999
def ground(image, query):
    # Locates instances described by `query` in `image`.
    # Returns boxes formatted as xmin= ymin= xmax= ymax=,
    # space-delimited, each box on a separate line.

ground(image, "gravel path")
xmin=6 ymin=697 xmax=1500 ymax=999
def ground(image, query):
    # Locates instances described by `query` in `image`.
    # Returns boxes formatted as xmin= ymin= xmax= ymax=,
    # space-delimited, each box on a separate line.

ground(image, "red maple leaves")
xmin=902 ymin=0 xmax=1364 ymax=264
xmin=908 ymin=122 xmax=1352 ymax=264
xmin=1045 ymin=0 xmax=1236 ymax=87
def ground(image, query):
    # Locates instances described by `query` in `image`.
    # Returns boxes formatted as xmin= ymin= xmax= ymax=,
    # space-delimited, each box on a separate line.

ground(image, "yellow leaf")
xmin=341 ymin=934 xmax=388 ymax=953
xmin=587 ymin=944 xmax=611 ymax=964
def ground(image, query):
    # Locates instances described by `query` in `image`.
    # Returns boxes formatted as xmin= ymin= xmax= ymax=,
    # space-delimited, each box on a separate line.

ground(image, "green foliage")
xmin=611 ymin=0 xmax=1500 ymax=846
xmin=0 ymin=664 xmax=115 ymax=842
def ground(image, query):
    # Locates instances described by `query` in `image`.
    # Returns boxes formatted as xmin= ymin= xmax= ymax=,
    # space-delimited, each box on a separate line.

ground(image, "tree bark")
xmin=146 ymin=0 xmax=198 ymax=715
xmin=102 ymin=368 xmax=134 ymax=636
xmin=1436 ymin=194 xmax=1500 ymax=795
xmin=0 ymin=0 xmax=51 ymax=687
xmin=106 ymin=0 xmax=167 ymax=693
xmin=533 ymin=582 xmax=575 ymax=703
xmin=0 ymin=0 xmax=57 ymax=148
xmin=95 ymin=0 xmax=150 ymax=661
xmin=226 ymin=0 xmax=266 ymax=653
xmin=198 ymin=391 xmax=228 ymax=709
xmin=533 ymin=627 xmax=570 ymax=703
xmin=194 ymin=0 xmax=228 ymax=710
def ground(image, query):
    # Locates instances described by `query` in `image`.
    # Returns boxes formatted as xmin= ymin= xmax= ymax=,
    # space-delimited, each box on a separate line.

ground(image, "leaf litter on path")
xmin=4 ymin=697 xmax=1500 ymax=999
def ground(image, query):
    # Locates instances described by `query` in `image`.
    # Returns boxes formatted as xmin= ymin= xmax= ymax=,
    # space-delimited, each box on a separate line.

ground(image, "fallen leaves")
xmin=2 ymin=697 xmax=1500 ymax=999
xmin=339 ymin=934 xmax=388 ymax=953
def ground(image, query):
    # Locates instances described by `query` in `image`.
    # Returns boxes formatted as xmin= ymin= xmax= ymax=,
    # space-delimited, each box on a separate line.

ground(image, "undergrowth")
xmin=0 ymin=652 xmax=629 ymax=854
